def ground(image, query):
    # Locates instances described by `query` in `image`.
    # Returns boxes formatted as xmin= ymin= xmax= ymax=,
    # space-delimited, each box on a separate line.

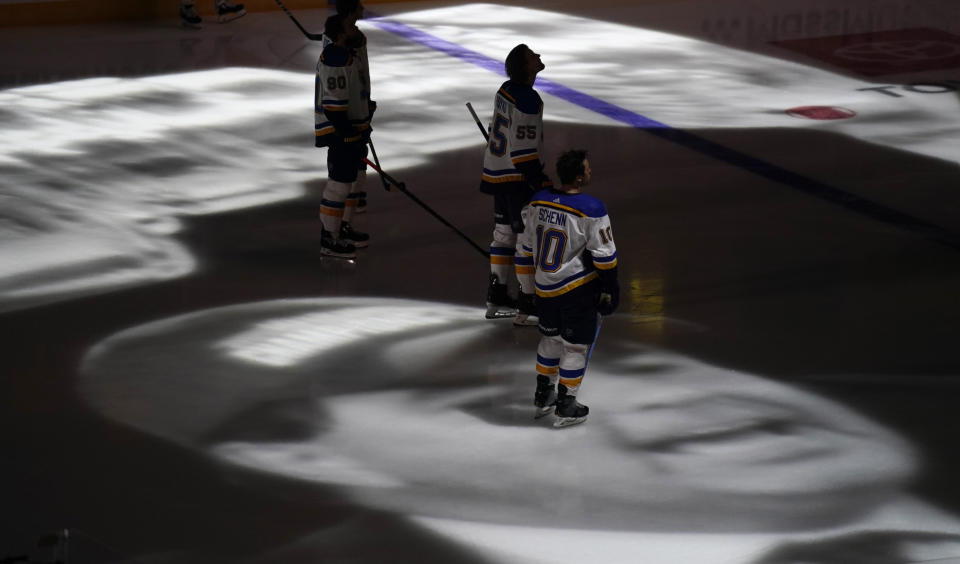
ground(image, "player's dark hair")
xmin=505 ymin=44 xmax=530 ymax=82
xmin=556 ymin=149 xmax=588 ymax=185
xmin=335 ymin=0 xmax=360 ymax=16
xmin=324 ymin=13 xmax=346 ymax=41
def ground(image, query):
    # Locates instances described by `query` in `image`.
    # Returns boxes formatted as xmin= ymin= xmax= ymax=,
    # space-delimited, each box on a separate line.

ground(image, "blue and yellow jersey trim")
xmin=315 ymin=123 xmax=336 ymax=137
xmin=536 ymin=354 xmax=559 ymax=376
xmin=499 ymin=81 xmax=543 ymax=114
xmin=530 ymin=200 xmax=588 ymax=218
xmin=514 ymin=253 xmax=535 ymax=275
xmin=559 ymin=367 xmax=585 ymax=387
xmin=535 ymin=270 xmax=599 ymax=298
xmin=315 ymin=118 xmax=370 ymax=142
xmin=497 ymin=87 xmax=516 ymax=105
xmin=529 ymin=191 xmax=608 ymax=218
xmin=511 ymin=147 xmax=540 ymax=166
xmin=322 ymin=98 xmax=349 ymax=112
xmin=320 ymin=198 xmax=345 ymax=218
xmin=482 ymin=167 xmax=523 ymax=184
xmin=593 ymin=251 xmax=618 ymax=270
xmin=489 ymin=245 xmax=514 ymax=266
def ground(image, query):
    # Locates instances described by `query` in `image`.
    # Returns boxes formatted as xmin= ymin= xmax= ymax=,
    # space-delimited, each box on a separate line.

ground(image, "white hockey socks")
xmin=536 ymin=335 xmax=562 ymax=386
xmin=320 ymin=180 xmax=351 ymax=236
xmin=490 ymin=223 xmax=516 ymax=282
xmin=343 ymin=173 xmax=366 ymax=224
xmin=558 ymin=340 xmax=588 ymax=395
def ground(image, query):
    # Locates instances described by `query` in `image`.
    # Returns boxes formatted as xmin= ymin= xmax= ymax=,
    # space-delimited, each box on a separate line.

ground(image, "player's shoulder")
xmin=348 ymin=29 xmax=367 ymax=49
xmin=498 ymin=81 xmax=543 ymax=114
xmin=321 ymin=43 xmax=352 ymax=67
xmin=573 ymin=193 xmax=608 ymax=218
xmin=531 ymin=191 xmax=607 ymax=218
xmin=528 ymin=189 xmax=556 ymax=206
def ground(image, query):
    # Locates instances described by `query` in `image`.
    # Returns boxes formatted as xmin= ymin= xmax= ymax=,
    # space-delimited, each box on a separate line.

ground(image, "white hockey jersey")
xmin=519 ymin=190 xmax=618 ymax=298
xmin=321 ymin=30 xmax=371 ymax=106
xmin=480 ymin=80 xmax=551 ymax=194
xmin=315 ymin=42 xmax=369 ymax=147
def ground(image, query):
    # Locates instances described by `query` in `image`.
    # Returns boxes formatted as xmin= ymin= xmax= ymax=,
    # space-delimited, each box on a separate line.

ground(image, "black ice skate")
xmin=180 ymin=3 xmax=202 ymax=28
xmin=216 ymin=0 xmax=246 ymax=22
xmin=321 ymin=229 xmax=357 ymax=259
xmin=485 ymin=274 xmax=516 ymax=319
xmin=514 ymin=292 xmax=538 ymax=327
xmin=339 ymin=222 xmax=369 ymax=248
xmin=533 ymin=375 xmax=557 ymax=419
xmin=554 ymin=384 xmax=588 ymax=428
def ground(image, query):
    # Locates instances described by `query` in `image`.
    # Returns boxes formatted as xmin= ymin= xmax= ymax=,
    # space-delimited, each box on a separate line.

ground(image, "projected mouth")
xmin=606 ymin=396 xmax=844 ymax=465
xmin=642 ymin=417 xmax=790 ymax=450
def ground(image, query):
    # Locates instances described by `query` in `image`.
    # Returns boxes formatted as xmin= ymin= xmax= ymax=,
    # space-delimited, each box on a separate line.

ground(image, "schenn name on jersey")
xmin=520 ymin=190 xmax=618 ymax=299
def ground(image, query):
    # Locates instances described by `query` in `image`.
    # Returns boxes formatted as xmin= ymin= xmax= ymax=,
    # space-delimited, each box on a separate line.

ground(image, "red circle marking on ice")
xmin=785 ymin=106 xmax=857 ymax=120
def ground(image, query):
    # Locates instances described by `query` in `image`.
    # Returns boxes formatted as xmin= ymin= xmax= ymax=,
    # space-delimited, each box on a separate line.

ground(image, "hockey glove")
xmin=597 ymin=281 xmax=619 ymax=317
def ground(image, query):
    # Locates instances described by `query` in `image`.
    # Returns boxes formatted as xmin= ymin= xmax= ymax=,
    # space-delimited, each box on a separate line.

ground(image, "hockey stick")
xmin=367 ymin=139 xmax=391 ymax=192
xmin=585 ymin=314 xmax=604 ymax=366
xmin=362 ymin=157 xmax=490 ymax=259
xmin=465 ymin=102 xmax=489 ymax=142
xmin=273 ymin=0 xmax=324 ymax=41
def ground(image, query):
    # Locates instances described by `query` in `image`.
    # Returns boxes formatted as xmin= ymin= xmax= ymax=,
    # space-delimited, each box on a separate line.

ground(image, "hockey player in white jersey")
xmin=518 ymin=149 xmax=619 ymax=427
xmin=480 ymin=44 xmax=553 ymax=324
xmin=322 ymin=0 xmax=375 ymax=215
xmin=315 ymin=13 xmax=370 ymax=258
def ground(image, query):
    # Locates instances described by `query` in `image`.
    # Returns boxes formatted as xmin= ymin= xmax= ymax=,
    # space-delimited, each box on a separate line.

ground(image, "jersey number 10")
xmin=535 ymin=225 xmax=566 ymax=273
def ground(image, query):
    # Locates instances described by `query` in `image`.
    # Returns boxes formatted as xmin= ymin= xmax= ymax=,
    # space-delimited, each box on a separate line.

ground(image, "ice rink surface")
xmin=2 ymin=1 xmax=960 ymax=562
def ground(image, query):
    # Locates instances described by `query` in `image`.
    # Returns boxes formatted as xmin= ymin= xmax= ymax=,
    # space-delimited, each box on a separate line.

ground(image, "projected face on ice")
xmin=80 ymin=297 xmax=918 ymax=535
